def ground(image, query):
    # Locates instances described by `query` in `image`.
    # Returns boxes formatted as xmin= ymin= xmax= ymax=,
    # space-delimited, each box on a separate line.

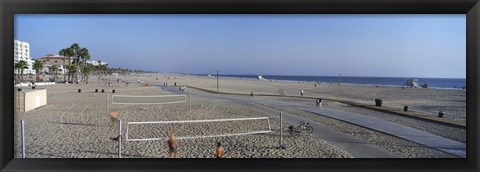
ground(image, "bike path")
xmin=256 ymin=99 xmax=466 ymax=158
xmin=161 ymin=85 xmax=398 ymax=158
xmin=251 ymin=102 xmax=398 ymax=158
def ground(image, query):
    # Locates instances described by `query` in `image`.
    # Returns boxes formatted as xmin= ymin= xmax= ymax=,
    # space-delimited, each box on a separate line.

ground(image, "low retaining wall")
xmin=15 ymin=89 xmax=47 ymax=112
xmin=15 ymin=82 xmax=55 ymax=87
xmin=35 ymin=82 xmax=55 ymax=86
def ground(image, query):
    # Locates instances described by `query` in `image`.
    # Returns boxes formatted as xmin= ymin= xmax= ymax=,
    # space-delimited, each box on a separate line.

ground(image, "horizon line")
xmin=148 ymin=71 xmax=466 ymax=79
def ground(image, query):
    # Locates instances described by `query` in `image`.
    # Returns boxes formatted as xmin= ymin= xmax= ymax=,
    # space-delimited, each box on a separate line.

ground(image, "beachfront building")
xmin=38 ymin=54 xmax=72 ymax=75
xmin=14 ymin=40 xmax=35 ymax=75
xmin=39 ymin=54 xmax=108 ymax=75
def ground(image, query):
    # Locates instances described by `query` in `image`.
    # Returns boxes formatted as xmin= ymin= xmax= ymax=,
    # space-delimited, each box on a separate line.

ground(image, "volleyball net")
xmin=112 ymin=94 xmax=187 ymax=105
xmin=125 ymin=117 xmax=272 ymax=141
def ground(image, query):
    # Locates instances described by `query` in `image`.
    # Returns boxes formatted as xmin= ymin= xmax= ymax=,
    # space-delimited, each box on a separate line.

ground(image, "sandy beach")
xmin=14 ymin=73 xmax=466 ymax=158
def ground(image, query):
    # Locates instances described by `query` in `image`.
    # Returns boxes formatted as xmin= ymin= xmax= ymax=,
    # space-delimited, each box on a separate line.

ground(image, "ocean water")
xmin=196 ymin=74 xmax=466 ymax=89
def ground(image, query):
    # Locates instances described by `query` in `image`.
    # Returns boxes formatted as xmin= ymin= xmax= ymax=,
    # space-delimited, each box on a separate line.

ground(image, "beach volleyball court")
xmin=112 ymin=94 xmax=188 ymax=105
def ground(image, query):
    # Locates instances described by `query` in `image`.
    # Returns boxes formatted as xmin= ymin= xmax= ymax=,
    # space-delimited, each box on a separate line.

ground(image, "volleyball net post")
xmin=21 ymin=120 xmax=26 ymax=158
xmin=106 ymin=94 xmax=109 ymax=115
xmin=118 ymin=120 xmax=122 ymax=158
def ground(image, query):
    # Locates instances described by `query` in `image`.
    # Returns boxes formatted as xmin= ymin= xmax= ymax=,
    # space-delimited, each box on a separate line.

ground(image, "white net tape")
xmin=112 ymin=94 xmax=187 ymax=105
xmin=125 ymin=117 xmax=272 ymax=141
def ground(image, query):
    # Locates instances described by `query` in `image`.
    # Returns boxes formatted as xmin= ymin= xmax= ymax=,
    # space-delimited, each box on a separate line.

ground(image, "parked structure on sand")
xmin=403 ymin=79 xmax=419 ymax=88
xmin=258 ymin=75 xmax=266 ymax=80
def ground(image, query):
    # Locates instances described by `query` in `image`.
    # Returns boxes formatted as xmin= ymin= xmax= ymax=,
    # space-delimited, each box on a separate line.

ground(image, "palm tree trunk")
xmin=16 ymin=69 xmax=20 ymax=82
xmin=20 ymin=70 xmax=24 ymax=82
xmin=67 ymin=57 xmax=71 ymax=82
xmin=63 ymin=58 xmax=66 ymax=82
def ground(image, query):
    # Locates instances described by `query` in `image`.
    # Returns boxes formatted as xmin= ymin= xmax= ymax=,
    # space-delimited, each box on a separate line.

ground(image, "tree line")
xmin=14 ymin=42 xmax=151 ymax=84
xmin=14 ymin=43 xmax=108 ymax=84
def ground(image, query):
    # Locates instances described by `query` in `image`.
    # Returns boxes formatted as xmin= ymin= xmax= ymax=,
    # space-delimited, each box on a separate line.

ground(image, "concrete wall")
xmin=14 ymin=92 xmax=25 ymax=113
xmin=34 ymin=82 xmax=55 ymax=86
xmin=15 ymin=82 xmax=55 ymax=87
xmin=15 ymin=89 xmax=47 ymax=112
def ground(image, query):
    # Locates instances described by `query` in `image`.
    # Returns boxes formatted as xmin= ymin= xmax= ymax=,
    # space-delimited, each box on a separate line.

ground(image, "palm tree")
xmin=82 ymin=63 xmax=94 ymax=84
xmin=33 ymin=59 xmax=44 ymax=82
xmin=59 ymin=48 xmax=73 ymax=82
xmin=49 ymin=65 xmax=59 ymax=82
xmin=70 ymin=43 xmax=80 ymax=64
xmin=67 ymin=65 xmax=77 ymax=82
xmin=70 ymin=43 xmax=81 ymax=81
xmin=99 ymin=64 xmax=109 ymax=75
xmin=14 ymin=60 xmax=28 ymax=82
xmin=79 ymin=48 xmax=90 ymax=82
xmin=95 ymin=60 xmax=103 ymax=75
xmin=79 ymin=48 xmax=90 ymax=65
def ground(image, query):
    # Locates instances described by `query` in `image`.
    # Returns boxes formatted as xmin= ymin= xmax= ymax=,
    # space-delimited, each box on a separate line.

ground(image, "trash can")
xmin=78 ymin=89 xmax=81 ymax=93
xmin=438 ymin=111 xmax=444 ymax=118
xmin=251 ymin=92 xmax=254 ymax=96
xmin=404 ymin=106 xmax=408 ymax=112
xmin=112 ymin=89 xmax=115 ymax=93
xmin=95 ymin=89 xmax=98 ymax=93
xmin=375 ymin=99 xmax=382 ymax=107
xmin=32 ymin=86 xmax=35 ymax=89
xmin=101 ymin=89 xmax=104 ymax=93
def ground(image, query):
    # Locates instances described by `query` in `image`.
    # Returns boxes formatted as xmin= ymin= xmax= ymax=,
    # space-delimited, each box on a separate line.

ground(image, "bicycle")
xmin=288 ymin=121 xmax=314 ymax=135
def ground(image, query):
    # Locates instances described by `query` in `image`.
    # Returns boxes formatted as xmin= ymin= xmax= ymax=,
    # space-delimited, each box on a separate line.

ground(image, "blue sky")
xmin=15 ymin=14 xmax=466 ymax=78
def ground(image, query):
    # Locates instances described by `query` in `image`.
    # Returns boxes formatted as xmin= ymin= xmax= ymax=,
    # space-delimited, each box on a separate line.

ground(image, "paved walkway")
xmin=250 ymin=102 xmax=398 ymax=158
xmin=162 ymin=85 xmax=397 ymax=158
xmin=255 ymin=99 xmax=466 ymax=158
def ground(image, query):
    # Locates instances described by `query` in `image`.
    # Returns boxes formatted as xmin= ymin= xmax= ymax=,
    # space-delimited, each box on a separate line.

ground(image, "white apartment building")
xmin=14 ymin=40 xmax=35 ymax=74
xmin=87 ymin=60 xmax=107 ymax=66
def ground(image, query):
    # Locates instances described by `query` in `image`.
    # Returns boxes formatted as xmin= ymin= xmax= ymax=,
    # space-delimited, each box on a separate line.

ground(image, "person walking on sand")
xmin=167 ymin=133 xmax=177 ymax=158
xmin=300 ymin=90 xmax=304 ymax=97
xmin=109 ymin=111 xmax=118 ymax=123
xmin=316 ymin=98 xmax=322 ymax=108
xmin=216 ymin=142 xmax=224 ymax=158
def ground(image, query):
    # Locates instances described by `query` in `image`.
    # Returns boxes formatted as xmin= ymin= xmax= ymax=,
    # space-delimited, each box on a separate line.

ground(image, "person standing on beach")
xmin=216 ymin=142 xmax=224 ymax=158
xmin=316 ymin=98 xmax=322 ymax=108
xmin=167 ymin=133 xmax=177 ymax=158
xmin=300 ymin=90 xmax=304 ymax=97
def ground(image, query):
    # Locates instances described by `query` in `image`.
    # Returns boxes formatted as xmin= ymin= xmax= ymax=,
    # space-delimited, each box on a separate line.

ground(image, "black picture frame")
xmin=1 ymin=0 xmax=478 ymax=171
